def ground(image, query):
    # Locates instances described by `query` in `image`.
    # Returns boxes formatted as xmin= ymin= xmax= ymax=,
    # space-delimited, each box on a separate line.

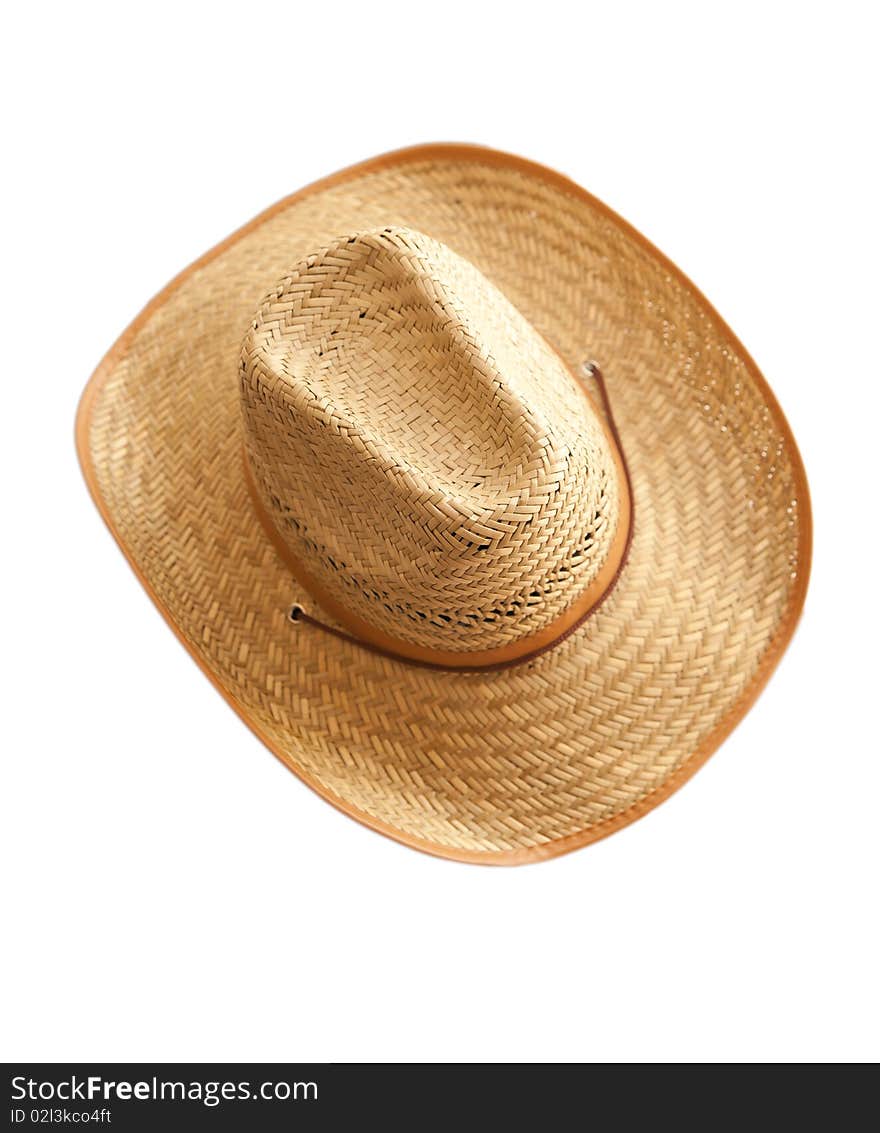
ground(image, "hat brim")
xmin=76 ymin=143 xmax=811 ymax=865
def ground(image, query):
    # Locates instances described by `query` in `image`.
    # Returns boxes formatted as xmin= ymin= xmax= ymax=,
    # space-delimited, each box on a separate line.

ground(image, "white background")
xmin=2 ymin=1 xmax=878 ymax=1063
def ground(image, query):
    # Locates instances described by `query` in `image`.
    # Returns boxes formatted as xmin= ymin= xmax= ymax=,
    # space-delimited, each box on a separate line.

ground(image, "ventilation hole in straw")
xmin=289 ymin=604 xmax=303 ymax=623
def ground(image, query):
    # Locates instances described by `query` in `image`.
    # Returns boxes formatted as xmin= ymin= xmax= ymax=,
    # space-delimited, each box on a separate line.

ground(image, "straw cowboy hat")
xmin=76 ymin=143 xmax=811 ymax=864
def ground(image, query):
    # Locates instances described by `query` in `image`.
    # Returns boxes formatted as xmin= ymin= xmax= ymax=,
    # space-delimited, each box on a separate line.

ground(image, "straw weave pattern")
xmin=82 ymin=151 xmax=808 ymax=860
xmin=240 ymin=227 xmax=619 ymax=651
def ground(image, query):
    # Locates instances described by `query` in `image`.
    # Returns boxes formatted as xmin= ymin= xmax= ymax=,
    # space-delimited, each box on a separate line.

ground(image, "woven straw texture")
xmin=241 ymin=226 xmax=620 ymax=653
xmin=77 ymin=145 xmax=810 ymax=864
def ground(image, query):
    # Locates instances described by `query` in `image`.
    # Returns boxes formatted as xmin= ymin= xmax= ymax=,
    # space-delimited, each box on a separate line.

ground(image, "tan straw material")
xmin=76 ymin=143 xmax=811 ymax=864
xmin=240 ymin=226 xmax=632 ymax=668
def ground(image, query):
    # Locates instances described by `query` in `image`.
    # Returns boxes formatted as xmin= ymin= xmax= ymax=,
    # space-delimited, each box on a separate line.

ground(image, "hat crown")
xmin=240 ymin=226 xmax=622 ymax=654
